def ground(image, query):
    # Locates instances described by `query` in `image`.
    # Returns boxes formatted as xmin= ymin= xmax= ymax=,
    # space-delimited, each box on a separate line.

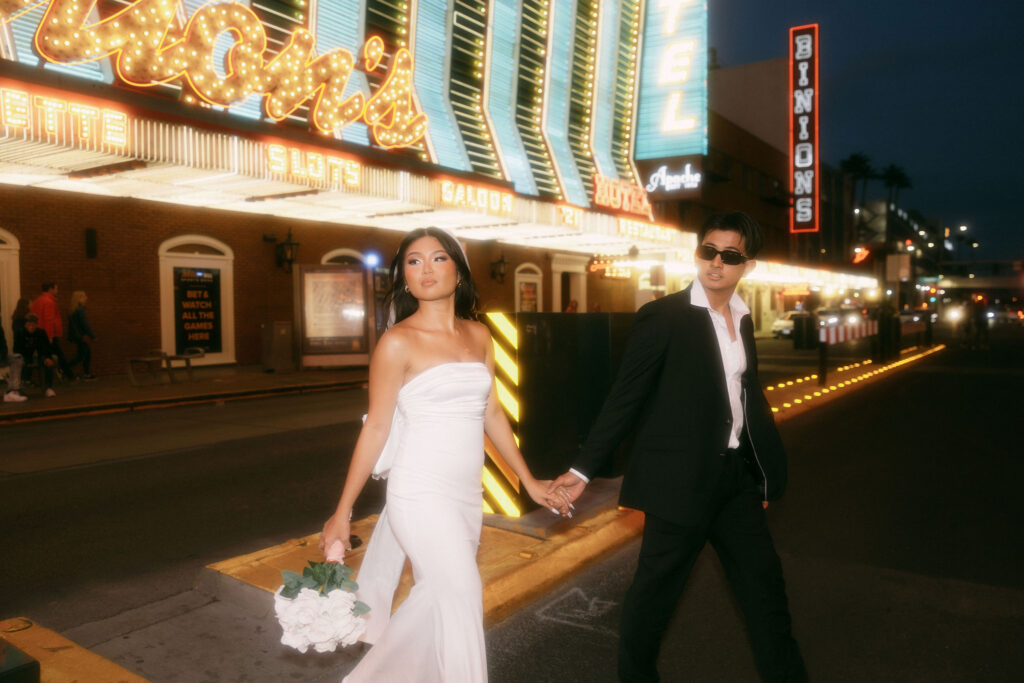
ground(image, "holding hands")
xmin=546 ymin=471 xmax=587 ymax=510
xmin=524 ymin=478 xmax=575 ymax=518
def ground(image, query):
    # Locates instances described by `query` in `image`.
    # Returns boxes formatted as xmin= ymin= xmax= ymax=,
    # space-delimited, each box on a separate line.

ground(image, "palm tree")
xmin=839 ymin=152 xmax=875 ymax=209
xmin=880 ymin=164 xmax=912 ymax=208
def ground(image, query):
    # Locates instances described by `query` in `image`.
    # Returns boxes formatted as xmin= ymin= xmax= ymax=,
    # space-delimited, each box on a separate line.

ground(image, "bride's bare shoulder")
xmin=374 ymin=325 xmax=414 ymax=360
xmin=460 ymin=319 xmax=493 ymax=355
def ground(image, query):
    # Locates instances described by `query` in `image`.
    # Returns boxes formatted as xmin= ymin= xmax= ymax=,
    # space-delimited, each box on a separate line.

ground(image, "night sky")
xmin=709 ymin=0 xmax=1024 ymax=260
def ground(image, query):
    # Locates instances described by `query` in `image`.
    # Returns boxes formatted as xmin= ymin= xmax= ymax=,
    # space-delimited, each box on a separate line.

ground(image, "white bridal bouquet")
xmin=274 ymin=541 xmax=370 ymax=653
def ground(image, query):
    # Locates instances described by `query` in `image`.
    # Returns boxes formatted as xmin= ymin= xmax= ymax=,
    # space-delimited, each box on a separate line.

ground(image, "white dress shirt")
xmin=690 ymin=279 xmax=748 ymax=449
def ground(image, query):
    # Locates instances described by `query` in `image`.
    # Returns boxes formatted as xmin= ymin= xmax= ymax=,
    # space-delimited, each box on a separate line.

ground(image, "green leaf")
xmin=352 ymin=601 xmax=370 ymax=616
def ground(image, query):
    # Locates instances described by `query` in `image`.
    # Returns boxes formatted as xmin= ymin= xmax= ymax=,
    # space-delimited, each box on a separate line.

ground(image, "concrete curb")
xmin=0 ymin=378 xmax=366 ymax=424
xmin=1 ymin=617 xmax=149 ymax=682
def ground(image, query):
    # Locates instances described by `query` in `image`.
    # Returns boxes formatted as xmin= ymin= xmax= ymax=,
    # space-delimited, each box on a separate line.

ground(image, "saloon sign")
xmin=789 ymin=24 xmax=819 ymax=233
xmin=0 ymin=0 xmax=428 ymax=149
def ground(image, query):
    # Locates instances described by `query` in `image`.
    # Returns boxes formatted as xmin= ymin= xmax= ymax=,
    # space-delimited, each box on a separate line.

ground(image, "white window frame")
xmin=0 ymin=228 xmax=20 ymax=350
xmin=158 ymin=235 xmax=236 ymax=365
xmin=321 ymin=248 xmax=365 ymax=264
xmin=514 ymin=263 xmax=544 ymax=313
xmin=550 ymin=253 xmax=589 ymax=312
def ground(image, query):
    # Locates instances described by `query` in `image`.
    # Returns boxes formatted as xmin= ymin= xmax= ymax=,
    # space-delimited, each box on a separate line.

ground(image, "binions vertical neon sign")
xmin=789 ymin=24 xmax=819 ymax=233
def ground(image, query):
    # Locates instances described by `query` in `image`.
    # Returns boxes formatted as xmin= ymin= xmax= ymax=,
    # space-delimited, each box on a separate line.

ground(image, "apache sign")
xmin=789 ymin=23 xmax=819 ymax=233
xmin=0 ymin=0 xmax=428 ymax=148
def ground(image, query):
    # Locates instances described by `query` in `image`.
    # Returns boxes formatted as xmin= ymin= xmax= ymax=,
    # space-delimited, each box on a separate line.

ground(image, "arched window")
xmin=0 ymin=228 xmax=21 ymax=348
xmin=514 ymin=263 xmax=544 ymax=313
xmin=158 ymin=235 xmax=235 ymax=365
xmin=321 ymin=248 xmax=365 ymax=266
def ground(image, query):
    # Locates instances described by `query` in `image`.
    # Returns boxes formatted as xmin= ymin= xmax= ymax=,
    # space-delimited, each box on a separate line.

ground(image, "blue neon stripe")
xmin=485 ymin=0 xmax=537 ymax=195
xmin=542 ymin=0 xmax=588 ymax=206
xmin=413 ymin=0 xmax=471 ymax=171
xmin=312 ymin=0 xmax=371 ymax=145
xmin=634 ymin=0 xmax=708 ymax=159
xmin=589 ymin=0 xmax=619 ymax=179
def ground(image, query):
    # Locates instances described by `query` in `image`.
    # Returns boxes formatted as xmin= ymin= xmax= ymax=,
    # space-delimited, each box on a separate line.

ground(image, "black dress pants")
xmin=617 ymin=450 xmax=807 ymax=682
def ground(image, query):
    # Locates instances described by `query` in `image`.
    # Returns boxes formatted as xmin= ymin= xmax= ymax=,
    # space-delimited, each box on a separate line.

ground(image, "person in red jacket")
xmin=30 ymin=282 xmax=74 ymax=381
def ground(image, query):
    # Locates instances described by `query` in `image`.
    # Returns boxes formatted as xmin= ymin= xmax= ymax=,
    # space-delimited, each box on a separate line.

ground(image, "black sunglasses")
xmin=695 ymin=244 xmax=750 ymax=266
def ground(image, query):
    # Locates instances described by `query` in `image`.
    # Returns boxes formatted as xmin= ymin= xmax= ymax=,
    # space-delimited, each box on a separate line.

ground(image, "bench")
xmin=127 ymin=349 xmax=169 ymax=386
xmin=164 ymin=346 xmax=206 ymax=382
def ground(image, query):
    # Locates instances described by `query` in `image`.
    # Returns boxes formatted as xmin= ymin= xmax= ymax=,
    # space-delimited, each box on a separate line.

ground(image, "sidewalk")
xmin=1 ymin=334 xmax=886 ymax=425
xmin=1 ymin=343 xmax=948 ymax=681
xmin=0 ymin=364 xmax=369 ymax=424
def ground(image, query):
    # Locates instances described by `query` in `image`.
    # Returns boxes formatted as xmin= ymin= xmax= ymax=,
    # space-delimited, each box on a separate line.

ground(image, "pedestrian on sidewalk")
xmin=67 ymin=290 xmax=97 ymax=380
xmin=14 ymin=314 xmax=57 ymax=397
xmin=30 ymin=282 xmax=74 ymax=381
xmin=550 ymin=211 xmax=808 ymax=682
xmin=1 ymin=322 xmax=27 ymax=402
xmin=11 ymin=297 xmax=30 ymax=337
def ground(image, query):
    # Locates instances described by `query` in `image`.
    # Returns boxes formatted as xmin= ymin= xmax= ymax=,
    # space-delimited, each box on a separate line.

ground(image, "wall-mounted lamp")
xmin=274 ymin=228 xmax=300 ymax=273
xmin=490 ymin=253 xmax=508 ymax=283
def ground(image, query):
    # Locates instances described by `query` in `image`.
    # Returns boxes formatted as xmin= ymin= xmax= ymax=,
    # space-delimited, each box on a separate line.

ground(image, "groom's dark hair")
xmin=385 ymin=227 xmax=479 ymax=325
xmin=698 ymin=211 xmax=764 ymax=258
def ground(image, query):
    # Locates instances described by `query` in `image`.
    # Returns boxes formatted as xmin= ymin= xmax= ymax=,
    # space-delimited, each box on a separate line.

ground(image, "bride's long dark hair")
xmin=384 ymin=227 xmax=479 ymax=325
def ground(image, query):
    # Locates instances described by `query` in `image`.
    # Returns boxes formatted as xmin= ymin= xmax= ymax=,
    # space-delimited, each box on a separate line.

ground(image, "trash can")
xmin=261 ymin=321 xmax=295 ymax=372
xmin=792 ymin=315 xmax=817 ymax=350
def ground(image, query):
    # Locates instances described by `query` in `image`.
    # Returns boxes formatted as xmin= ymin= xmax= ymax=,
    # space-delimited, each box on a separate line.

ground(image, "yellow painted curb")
xmin=206 ymin=507 xmax=644 ymax=626
xmin=1 ymin=617 xmax=148 ymax=683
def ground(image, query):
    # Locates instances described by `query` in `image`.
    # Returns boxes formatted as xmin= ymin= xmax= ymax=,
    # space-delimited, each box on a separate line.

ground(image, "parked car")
xmin=815 ymin=308 xmax=841 ymax=327
xmin=770 ymin=310 xmax=809 ymax=338
xmin=987 ymin=306 xmax=1023 ymax=325
xmin=898 ymin=309 xmax=938 ymax=324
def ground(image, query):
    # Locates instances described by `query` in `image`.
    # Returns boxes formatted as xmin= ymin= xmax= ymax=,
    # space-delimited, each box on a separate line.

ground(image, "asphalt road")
xmin=489 ymin=324 xmax=1024 ymax=682
xmin=2 ymin=325 xmax=1020 ymax=682
xmin=0 ymin=391 xmax=382 ymax=631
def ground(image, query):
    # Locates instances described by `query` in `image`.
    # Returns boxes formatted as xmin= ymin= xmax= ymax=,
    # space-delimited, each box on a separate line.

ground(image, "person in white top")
xmin=551 ymin=212 xmax=807 ymax=682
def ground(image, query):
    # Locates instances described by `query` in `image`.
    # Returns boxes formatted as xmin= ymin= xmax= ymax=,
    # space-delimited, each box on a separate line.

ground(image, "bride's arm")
xmin=320 ymin=331 xmax=407 ymax=554
xmin=478 ymin=325 xmax=570 ymax=516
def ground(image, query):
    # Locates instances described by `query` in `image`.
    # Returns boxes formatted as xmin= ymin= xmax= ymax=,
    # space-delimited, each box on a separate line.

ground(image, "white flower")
xmin=274 ymin=586 xmax=367 ymax=654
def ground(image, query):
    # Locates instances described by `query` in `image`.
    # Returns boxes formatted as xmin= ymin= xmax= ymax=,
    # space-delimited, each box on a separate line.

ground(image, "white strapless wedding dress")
xmin=344 ymin=362 xmax=491 ymax=683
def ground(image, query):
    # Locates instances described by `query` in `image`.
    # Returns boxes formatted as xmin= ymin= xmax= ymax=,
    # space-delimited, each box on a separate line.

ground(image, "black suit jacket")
xmin=574 ymin=286 xmax=787 ymax=525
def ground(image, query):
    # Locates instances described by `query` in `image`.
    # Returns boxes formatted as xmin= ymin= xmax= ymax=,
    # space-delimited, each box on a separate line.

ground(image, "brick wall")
xmin=1 ymin=186 xmax=634 ymax=375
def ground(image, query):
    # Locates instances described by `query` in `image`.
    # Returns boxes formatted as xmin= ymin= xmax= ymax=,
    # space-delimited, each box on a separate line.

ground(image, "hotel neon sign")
xmin=0 ymin=0 xmax=428 ymax=149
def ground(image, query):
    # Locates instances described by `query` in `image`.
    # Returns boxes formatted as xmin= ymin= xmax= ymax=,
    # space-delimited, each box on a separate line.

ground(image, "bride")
xmin=320 ymin=227 xmax=567 ymax=682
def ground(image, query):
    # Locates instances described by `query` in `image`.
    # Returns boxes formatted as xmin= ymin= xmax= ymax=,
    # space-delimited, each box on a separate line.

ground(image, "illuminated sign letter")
xmin=101 ymin=110 xmax=127 ymax=147
xmin=1 ymin=88 xmax=30 ymax=128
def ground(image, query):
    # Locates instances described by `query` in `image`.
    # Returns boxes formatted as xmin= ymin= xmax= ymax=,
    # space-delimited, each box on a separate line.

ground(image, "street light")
xmin=959 ymin=225 xmax=968 ymax=232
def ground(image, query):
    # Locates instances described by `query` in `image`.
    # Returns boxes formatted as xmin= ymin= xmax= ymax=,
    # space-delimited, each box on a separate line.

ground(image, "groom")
xmin=550 ymin=212 xmax=807 ymax=682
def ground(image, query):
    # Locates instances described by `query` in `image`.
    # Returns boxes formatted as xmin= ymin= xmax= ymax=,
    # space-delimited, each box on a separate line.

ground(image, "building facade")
xmin=1 ymin=0 xmax=875 ymax=374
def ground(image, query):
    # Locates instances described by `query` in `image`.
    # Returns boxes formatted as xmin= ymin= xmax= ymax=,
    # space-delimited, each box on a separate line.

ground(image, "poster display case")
xmin=295 ymin=264 xmax=377 ymax=367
